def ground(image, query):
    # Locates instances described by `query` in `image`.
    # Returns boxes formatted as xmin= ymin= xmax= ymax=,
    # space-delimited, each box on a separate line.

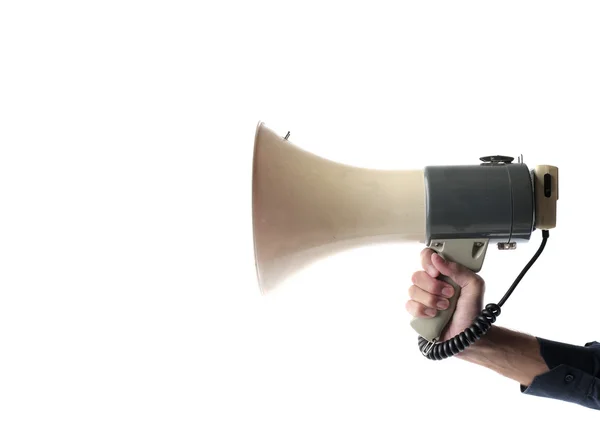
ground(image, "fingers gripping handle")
xmin=409 ymin=239 xmax=488 ymax=342
xmin=410 ymin=274 xmax=460 ymax=342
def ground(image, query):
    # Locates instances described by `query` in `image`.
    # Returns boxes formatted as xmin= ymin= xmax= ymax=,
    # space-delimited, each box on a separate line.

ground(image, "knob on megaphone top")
xmin=480 ymin=155 xmax=514 ymax=165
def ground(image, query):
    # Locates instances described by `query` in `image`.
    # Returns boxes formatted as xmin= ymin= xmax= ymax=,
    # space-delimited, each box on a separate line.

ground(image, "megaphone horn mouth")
xmin=251 ymin=122 xmax=427 ymax=293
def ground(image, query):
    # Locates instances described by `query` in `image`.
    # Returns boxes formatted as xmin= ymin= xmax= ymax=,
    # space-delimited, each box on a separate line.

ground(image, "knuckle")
xmin=418 ymin=305 xmax=434 ymax=317
xmin=421 ymin=274 xmax=438 ymax=293
xmin=432 ymin=279 xmax=447 ymax=295
xmin=425 ymin=293 xmax=438 ymax=308
xmin=412 ymin=270 xmax=426 ymax=285
xmin=420 ymin=247 xmax=433 ymax=258
xmin=462 ymin=272 xmax=484 ymax=289
xmin=408 ymin=284 xmax=417 ymax=298
xmin=405 ymin=300 xmax=418 ymax=316
xmin=411 ymin=271 xmax=419 ymax=284
xmin=447 ymin=260 xmax=461 ymax=273
xmin=420 ymin=248 xmax=434 ymax=265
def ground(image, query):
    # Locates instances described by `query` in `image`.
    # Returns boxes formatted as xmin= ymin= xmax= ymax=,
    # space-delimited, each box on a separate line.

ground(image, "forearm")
xmin=456 ymin=326 xmax=549 ymax=386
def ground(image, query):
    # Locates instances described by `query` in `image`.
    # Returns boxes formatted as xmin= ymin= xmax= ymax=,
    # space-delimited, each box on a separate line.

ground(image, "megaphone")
xmin=252 ymin=121 xmax=558 ymax=356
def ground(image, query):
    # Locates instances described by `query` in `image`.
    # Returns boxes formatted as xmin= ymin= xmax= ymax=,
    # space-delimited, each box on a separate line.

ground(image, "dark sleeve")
xmin=520 ymin=337 xmax=600 ymax=410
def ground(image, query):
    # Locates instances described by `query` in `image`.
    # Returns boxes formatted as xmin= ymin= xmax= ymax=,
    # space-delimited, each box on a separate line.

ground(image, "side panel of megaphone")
xmin=252 ymin=122 xmax=558 ymax=343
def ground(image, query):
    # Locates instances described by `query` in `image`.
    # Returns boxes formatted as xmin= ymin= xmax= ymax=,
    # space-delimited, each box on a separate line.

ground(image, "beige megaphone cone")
xmin=252 ymin=122 xmax=426 ymax=294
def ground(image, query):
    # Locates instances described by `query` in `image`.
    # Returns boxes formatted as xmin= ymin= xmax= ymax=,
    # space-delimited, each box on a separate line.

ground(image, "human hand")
xmin=406 ymin=248 xmax=485 ymax=341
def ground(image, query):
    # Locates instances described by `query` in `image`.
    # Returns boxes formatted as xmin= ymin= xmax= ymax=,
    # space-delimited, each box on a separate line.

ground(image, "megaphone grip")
xmin=409 ymin=274 xmax=460 ymax=342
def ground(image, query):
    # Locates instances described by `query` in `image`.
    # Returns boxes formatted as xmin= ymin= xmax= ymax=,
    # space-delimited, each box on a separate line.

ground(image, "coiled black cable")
xmin=418 ymin=229 xmax=550 ymax=360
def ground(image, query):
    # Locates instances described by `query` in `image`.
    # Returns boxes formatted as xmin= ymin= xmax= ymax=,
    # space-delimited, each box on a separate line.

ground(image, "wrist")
xmin=454 ymin=326 xmax=549 ymax=386
xmin=454 ymin=326 xmax=497 ymax=363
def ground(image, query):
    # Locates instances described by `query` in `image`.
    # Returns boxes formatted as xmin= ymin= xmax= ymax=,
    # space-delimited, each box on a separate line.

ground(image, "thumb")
xmin=430 ymin=252 xmax=479 ymax=289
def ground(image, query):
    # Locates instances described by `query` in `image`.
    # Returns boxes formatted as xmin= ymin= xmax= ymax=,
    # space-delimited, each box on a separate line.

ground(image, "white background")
xmin=1 ymin=1 xmax=599 ymax=426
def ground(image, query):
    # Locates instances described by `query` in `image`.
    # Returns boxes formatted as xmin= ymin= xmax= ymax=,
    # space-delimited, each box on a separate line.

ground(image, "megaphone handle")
xmin=409 ymin=273 xmax=461 ymax=342
xmin=410 ymin=239 xmax=488 ymax=342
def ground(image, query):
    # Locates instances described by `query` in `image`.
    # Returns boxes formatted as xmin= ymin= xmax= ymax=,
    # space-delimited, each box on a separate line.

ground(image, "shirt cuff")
xmin=521 ymin=364 xmax=596 ymax=405
xmin=520 ymin=337 xmax=600 ymax=410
